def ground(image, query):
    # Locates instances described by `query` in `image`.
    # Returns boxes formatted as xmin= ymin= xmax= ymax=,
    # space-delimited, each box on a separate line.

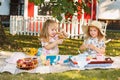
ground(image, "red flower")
xmin=77 ymin=6 xmax=81 ymax=11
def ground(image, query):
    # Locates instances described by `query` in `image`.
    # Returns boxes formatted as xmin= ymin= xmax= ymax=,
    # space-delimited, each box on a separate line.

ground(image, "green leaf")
xmin=56 ymin=15 xmax=62 ymax=22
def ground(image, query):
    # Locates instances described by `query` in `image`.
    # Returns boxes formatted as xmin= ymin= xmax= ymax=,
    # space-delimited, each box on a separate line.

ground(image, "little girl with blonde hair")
xmin=39 ymin=19 xmax=67 ymax=65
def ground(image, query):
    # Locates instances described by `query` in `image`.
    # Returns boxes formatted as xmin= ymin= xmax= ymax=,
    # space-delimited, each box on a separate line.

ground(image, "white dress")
xmin=41 ymin=35 xmax=59 ymax=55
xmin=83 ymin=37 xmax=106 ymax=58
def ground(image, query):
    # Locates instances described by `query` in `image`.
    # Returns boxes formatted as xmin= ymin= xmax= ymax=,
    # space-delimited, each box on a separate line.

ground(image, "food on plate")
xmin=57 ymin=32 xmax=67 ymax=39
xmin=17 ymin=57 xmax=38 ymax=70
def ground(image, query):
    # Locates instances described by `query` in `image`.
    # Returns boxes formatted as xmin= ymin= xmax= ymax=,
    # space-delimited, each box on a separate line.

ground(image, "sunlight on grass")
xmin=61 ymin=71 xmax=86 ymax=79
xmin=106 ymin=39 xmax=120 ymax=56
xmin=15 ymin=40 xmax=33 ymax=44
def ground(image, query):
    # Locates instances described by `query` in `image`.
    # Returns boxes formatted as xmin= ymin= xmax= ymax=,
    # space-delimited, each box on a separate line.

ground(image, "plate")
xmin=17 ymin=57 xmax=38 ymax=70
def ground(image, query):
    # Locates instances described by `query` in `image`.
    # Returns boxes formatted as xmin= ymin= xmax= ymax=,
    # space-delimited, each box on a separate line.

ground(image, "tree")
xmin=0 ymin=16 xmax=19 ymax=50
xmin=0 ymin=16 xmax=7 ymax=46
xmin=29 ymin=0 xmax=91 ymax=22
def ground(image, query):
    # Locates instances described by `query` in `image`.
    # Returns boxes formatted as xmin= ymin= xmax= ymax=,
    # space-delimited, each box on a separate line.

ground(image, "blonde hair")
xmin=40 ymin=19 xmax=58 ymax=42
xmin=85 ymin=26 xmax=105 ymax=41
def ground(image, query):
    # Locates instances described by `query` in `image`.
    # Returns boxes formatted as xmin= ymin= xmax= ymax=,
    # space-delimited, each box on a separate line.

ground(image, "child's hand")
xmin=60 ymin=28 xmax=65 ymax=33
xmin=56 ymin=39 xmax=63 ymax=44
xmin=44 ymin=60 xmax=50 ymax=66
xmin=60 ymin=29 xmax=68 ymax=38
xmin=57 ymin=31 xmax=68 ymax=39
xmin=57 ymin=32 xmax=65 ymax=39
xmin=79 ymin=44 xmax=88 ymax=50
xmin=87 ymin=44 xmax=96 ymax=50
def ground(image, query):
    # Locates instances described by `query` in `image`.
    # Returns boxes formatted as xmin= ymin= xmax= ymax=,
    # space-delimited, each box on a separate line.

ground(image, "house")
xmin=0 ymin=0 xmax=10 ymax=26
xmin=0 ymin=0 xmax=120 ymax=30
xmin=0 ymin=0 xmax=96 ymax=27
xmin=0 ymin=0 xmax=24 ymax=26
xmin=97 ymin=0 xmax=120 ymax=30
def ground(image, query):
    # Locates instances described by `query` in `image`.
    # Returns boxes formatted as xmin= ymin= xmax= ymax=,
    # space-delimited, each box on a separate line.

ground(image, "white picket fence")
xmin=10 ymin=15 xmax=92 ymax=39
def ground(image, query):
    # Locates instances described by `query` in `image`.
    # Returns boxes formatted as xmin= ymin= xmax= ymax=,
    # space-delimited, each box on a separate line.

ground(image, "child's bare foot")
xmin=69 ymin=58 xmax=78 ymax=64
xmin=44 ymin=60 xmax=50 ymax=66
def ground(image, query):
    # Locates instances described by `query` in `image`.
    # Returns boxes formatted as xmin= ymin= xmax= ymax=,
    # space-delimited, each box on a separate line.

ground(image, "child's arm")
xmin=60 ymin=29 xmax=68 ymax=38
xmin=44 ymin=39 xmax=63 ymax=50
xmin=62 ymin=31 xmax=68 ymax=38
xmin=87 ymin=44 xmax=105 ymax=54
xmin=96 ymin=47 xmax=105 ymax=54
xmin=79 ymin=44 xmax=87 ymax=50
xmin=79 ymin=40 xmax=88 ymax=50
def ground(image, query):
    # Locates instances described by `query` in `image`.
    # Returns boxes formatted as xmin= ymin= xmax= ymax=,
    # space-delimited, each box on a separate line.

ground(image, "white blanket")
xmin=0 ymin=51 xmax=120 ymax=74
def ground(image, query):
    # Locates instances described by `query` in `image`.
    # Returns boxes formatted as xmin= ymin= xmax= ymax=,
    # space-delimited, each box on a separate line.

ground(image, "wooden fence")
xmin=10 ymin=16 xmax=91 ymax=39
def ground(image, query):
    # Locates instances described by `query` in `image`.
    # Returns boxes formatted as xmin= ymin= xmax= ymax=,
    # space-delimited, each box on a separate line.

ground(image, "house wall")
xmin=24 ymin=0 xmax=38 ymax=18
xmin=0 ymin=0 xmax=10 ymax=15
xmin=98 ymin=0 xmax=120 ymax=20
xmin=98 ymin=0 xmax=120 ymax=30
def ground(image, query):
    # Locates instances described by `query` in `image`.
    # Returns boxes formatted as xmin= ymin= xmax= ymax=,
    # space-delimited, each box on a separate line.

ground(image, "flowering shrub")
xmin=23 ymin=48 xmax=38 ymax=56
xmin=29 ymin=0 xmax=91 ymax=22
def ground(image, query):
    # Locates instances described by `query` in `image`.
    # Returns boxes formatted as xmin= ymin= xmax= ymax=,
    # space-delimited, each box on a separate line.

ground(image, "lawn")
xmin=2 ymin=28 xmax=120 ymax=56
xmin=0 ymin=28 xmax=120 ymax=80
xmin=0 ymin=69 xmax=120 ymax=80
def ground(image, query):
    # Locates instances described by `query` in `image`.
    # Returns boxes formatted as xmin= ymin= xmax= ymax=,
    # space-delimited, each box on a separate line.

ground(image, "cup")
xmin=96 ymin=54 xmax=105 ymax=61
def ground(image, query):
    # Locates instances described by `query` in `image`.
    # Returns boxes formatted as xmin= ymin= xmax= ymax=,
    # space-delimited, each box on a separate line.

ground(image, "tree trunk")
xmin=0 ymin=16 xmax=20 ymax=50
xmin=0 ymin=16 xmax=7 ymax=46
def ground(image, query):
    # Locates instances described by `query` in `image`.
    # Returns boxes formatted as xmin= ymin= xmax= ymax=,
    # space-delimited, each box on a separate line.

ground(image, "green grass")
xmin=0 ymin=69 xmax=120 ymax=80
xmin=2 ymin=28 xmax=120 ymax=56
xmin=0 ymin=28 xmax=120 ymax=80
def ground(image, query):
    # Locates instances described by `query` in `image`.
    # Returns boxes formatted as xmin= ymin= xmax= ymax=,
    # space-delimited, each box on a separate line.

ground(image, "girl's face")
xmin=89 ymin=26 xmax=99 ymax=38
xmin=48 ymin=24 xmax=58 ymax=37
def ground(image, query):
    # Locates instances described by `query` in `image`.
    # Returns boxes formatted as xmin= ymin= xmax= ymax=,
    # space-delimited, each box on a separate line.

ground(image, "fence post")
xmin=10 ymin=16 xmax=17 ymax=35
xmin=10 ymin=16 xmax=13 ymax=35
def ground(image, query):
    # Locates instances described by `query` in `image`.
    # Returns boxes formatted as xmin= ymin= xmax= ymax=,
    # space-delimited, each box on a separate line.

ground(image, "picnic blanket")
xmin=0 ymin=51 xmax=120 ymax=74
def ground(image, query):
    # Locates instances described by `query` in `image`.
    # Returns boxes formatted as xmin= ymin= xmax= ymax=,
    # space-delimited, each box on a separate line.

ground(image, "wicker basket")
xmin=17 ymin=57 xmax=38 ymax=70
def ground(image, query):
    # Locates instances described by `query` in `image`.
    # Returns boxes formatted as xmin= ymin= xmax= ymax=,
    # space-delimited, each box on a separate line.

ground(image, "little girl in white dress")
xmin=70 ymin=20 xmax=106 ymax=69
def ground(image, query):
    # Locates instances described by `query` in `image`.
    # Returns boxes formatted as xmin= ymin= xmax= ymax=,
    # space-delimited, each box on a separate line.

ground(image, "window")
xmin=0 ymin=2 xmax=1 ymax=6
xmin=18 ymin=0 xmax=24 ymax=15
xmin=18 ymin=3 xmax=24 ymax=15
xmin=10 ymin=0 xmax=24 ymax=15
xmin=111 ymin=0 xmax=117 ymax=1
